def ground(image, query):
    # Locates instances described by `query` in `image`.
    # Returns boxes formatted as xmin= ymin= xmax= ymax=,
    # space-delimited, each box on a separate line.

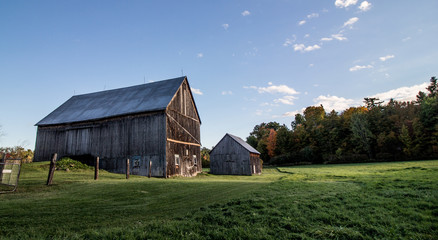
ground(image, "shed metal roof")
xmin=226 ymin=133 xmax=260 ymax=154
xmin=36 ymin=77 xmax=187 ymax=126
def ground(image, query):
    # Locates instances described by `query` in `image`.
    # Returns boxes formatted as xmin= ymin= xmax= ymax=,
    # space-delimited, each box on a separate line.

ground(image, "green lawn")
xmin=0 ymin=160 xmax=437 ymax=239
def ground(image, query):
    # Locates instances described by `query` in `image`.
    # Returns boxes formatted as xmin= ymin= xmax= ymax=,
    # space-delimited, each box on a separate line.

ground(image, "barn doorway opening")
xmin=64 ymin=154 xmax=95 ymax=167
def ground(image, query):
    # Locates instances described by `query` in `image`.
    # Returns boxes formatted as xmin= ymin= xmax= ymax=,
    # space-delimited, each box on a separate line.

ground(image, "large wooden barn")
xmin=34 ymin=76 xmax=201 ymax=177
xmin=210 ymin=133 xmax=262 ymax=175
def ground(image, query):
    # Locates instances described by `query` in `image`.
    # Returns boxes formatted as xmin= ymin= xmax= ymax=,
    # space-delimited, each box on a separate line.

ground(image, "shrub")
xmin=56 ymin=157 xmax=93 ymax=171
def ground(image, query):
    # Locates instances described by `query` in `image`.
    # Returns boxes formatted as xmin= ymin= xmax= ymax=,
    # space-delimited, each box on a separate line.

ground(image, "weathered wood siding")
xmin=210 ymin=135 xmax=252 ymax=175
xmin=166 ymin=79 xmax=201 ymax=177
xmin=250 ymin=153 xmax=262 ymax=175
xmin=34 ymin=112 xmax=167 ymax=177
xmin=34 ymin=78 xmax=201 ymax=178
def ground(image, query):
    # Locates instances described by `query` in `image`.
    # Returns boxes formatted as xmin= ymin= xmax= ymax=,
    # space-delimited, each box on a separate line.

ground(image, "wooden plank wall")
xmin=250 ymin=153 xmax=262 ymax=174
xmin=210 ymin=135 xmax=252 ymax=175
xmin=166 ymin=79 xmax=201 ymax=177
xmin=34 ymin=112 xmax=167 ymax=177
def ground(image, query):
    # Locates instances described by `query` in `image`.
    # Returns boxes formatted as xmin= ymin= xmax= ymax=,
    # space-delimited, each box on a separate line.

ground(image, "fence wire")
xmin=0 ymin=159 xmax=22 ymax=193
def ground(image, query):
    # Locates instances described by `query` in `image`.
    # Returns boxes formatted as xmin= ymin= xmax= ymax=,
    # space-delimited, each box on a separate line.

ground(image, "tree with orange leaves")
xmin=266 ymin=128 xmax=277 ymax=158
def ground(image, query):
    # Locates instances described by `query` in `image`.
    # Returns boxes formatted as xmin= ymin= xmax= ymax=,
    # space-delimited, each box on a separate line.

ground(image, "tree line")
xmin=246 ymin=77 xmax=438 ymax=165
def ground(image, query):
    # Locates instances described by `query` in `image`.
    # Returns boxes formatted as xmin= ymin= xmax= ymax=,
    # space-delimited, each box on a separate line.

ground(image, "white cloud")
xmin=371 ymin=82 xmax=429 ymax=102
xmin=313 ymin=95 xmax=359 ymax=111
xmin=245 ymin=83 xmax=299 ymax=95
xmin=332 ymin=33 xmax=347 ymax=41
xmin=245 ymin=83 xmax=300 ymax=107
xmin=197 ymin=53 xmax=204 ymax=58
xmin=282 ymin=111 xmax=299 ymax=117
xmin=255 ymin=109 xmax=272 ymax=116
xmin=379 ymin=55 xmax=395 ymax=62
xmin=304 ymin=34 xmax=310 ymax=38
xmin=221 ymin=90 xmax=233 ymax=95
xmin=241 ymin=10 xmax=250 ymax=16
xmin=307 ymin=13 xmax=319 ymax=19
xmin=343 ymin=17 xmax=359 ymax=28
xmin=309 ymin=63 xmax=314 ymax=67
xmin=293 ymin=44 xmax=321 ymax=52
xmin=335 ymin=0 xmax=358 ymax=8
xmin=222 ymin=23 xmax=229 ymax=30
xmin=321 ymin=37 xmax=333 ymax=41
xmin=402 ymin=37 xmax=411 ymax=42
xmin=257 ymin=84 xmax=299 ymax=95
xmin=298 ymin=20 xmax=306 ymax=25
xmin=191 ymin=88 xmax=203 ymax=95
xmin=282 ymin=108 xmax=305 ymax=117
xmin=321 ymin=33 xmax=347 ymax=42
xmin=243 ymin=86 xmax=258 ymax=90
xmin=358 ymin=1 xmax=372 ymax=11
xmin=349 ymin=65 xmax=373 ymax=71
xmin=283 ymin=35 xmax=296 ymax=47
xmin=283 ymin=38 xmax=294 ymax=47
xmin=274 ymin=96 xmax=297 ymax=105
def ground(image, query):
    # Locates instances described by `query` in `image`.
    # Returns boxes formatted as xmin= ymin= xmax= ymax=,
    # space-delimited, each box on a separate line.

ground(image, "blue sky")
xmin=0 ymin=0 xmax=437 ymax=150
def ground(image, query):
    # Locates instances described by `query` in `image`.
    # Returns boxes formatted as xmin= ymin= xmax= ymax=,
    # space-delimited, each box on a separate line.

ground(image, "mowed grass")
xmin=0 ymin=160 xmax=437 ymax=239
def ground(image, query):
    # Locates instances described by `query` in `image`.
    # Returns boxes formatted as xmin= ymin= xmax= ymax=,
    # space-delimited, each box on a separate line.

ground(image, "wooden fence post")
xmin=46 ymin=153 xmax=57 ymax=186
xmin=94 ymin=156 xmax=99 ymax=180
xmin=126 ymin=158 xmax=130 ymax=179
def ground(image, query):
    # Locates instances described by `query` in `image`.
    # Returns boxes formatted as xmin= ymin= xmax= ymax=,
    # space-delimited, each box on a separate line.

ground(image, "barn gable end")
xmin=34 ymin=76 xmax=201 ymax=177
xmin=165 ymin=78 xmax=201 ymax=177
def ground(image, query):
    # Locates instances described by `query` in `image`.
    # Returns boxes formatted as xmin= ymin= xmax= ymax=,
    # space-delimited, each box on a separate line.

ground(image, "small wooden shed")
xmin=210 ymin=133 xmax=262 ymax=175
xmin=34 ymin=76 xmax=201 ymax=177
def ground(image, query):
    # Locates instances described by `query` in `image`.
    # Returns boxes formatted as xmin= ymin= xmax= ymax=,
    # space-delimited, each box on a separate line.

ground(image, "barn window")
xmin=193 ymin=155 xmax=197 ymax=166
xmin=175 ymin=154 xmax=180 ymax=166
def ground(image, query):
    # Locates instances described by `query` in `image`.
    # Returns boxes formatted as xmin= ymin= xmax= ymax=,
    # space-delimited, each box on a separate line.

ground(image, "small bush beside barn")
xmin=210 ymin=133 xmax=262 ymax=175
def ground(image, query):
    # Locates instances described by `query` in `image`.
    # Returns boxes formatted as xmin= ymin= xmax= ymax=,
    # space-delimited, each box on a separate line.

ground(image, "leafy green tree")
xmin=350 ymin=113 xmax=374 ymax=159
xmin=416 ymin=76 xmax=438 ymax=154
xmin=275 ymin=125 xmax=293 ymax=155
xmin=364 ymin=97 xmax=383 ymax=109
xmin=291 ymin=113 xmax=305 ymax=131
xmin=246 ymin=135 xmax=258 ymax=150
xmin=201 ymin=147 xmax=211 ymax=168
xmin=248 ymin=76 xmax=437 ymax=164
xmin=321 ymin=110 xmax=342 ymax=162
xmin=399 ymin=125 xmax=413 ymax=157
xmin=246 ymin=122 xmax=282 ymax=163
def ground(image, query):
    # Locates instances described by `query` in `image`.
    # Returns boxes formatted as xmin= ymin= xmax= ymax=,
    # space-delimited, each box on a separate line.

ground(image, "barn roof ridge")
xmin=226 ymin=133 xmax=260 ymax=154
xmin=36 ymin=76 xmax=187 ymax=126
xmin=72 ymin=76 xmax=186 ymax=98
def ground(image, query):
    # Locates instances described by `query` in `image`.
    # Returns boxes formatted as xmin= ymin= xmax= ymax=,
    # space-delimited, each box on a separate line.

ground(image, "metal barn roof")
xmin=36 ymin=77 xmax=187 ymax=126
xmin=226 ymin=133 xmax=260 ymax=154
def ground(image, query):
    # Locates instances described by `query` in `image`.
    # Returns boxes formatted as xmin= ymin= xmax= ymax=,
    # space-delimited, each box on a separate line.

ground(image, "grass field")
xmin=0 ymin=160 xmax=437 ymax=239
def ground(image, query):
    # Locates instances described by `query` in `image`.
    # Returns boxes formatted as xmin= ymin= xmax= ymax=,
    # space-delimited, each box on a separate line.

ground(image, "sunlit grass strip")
xmin=0 ymin=160 xmax=436 ymax=239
